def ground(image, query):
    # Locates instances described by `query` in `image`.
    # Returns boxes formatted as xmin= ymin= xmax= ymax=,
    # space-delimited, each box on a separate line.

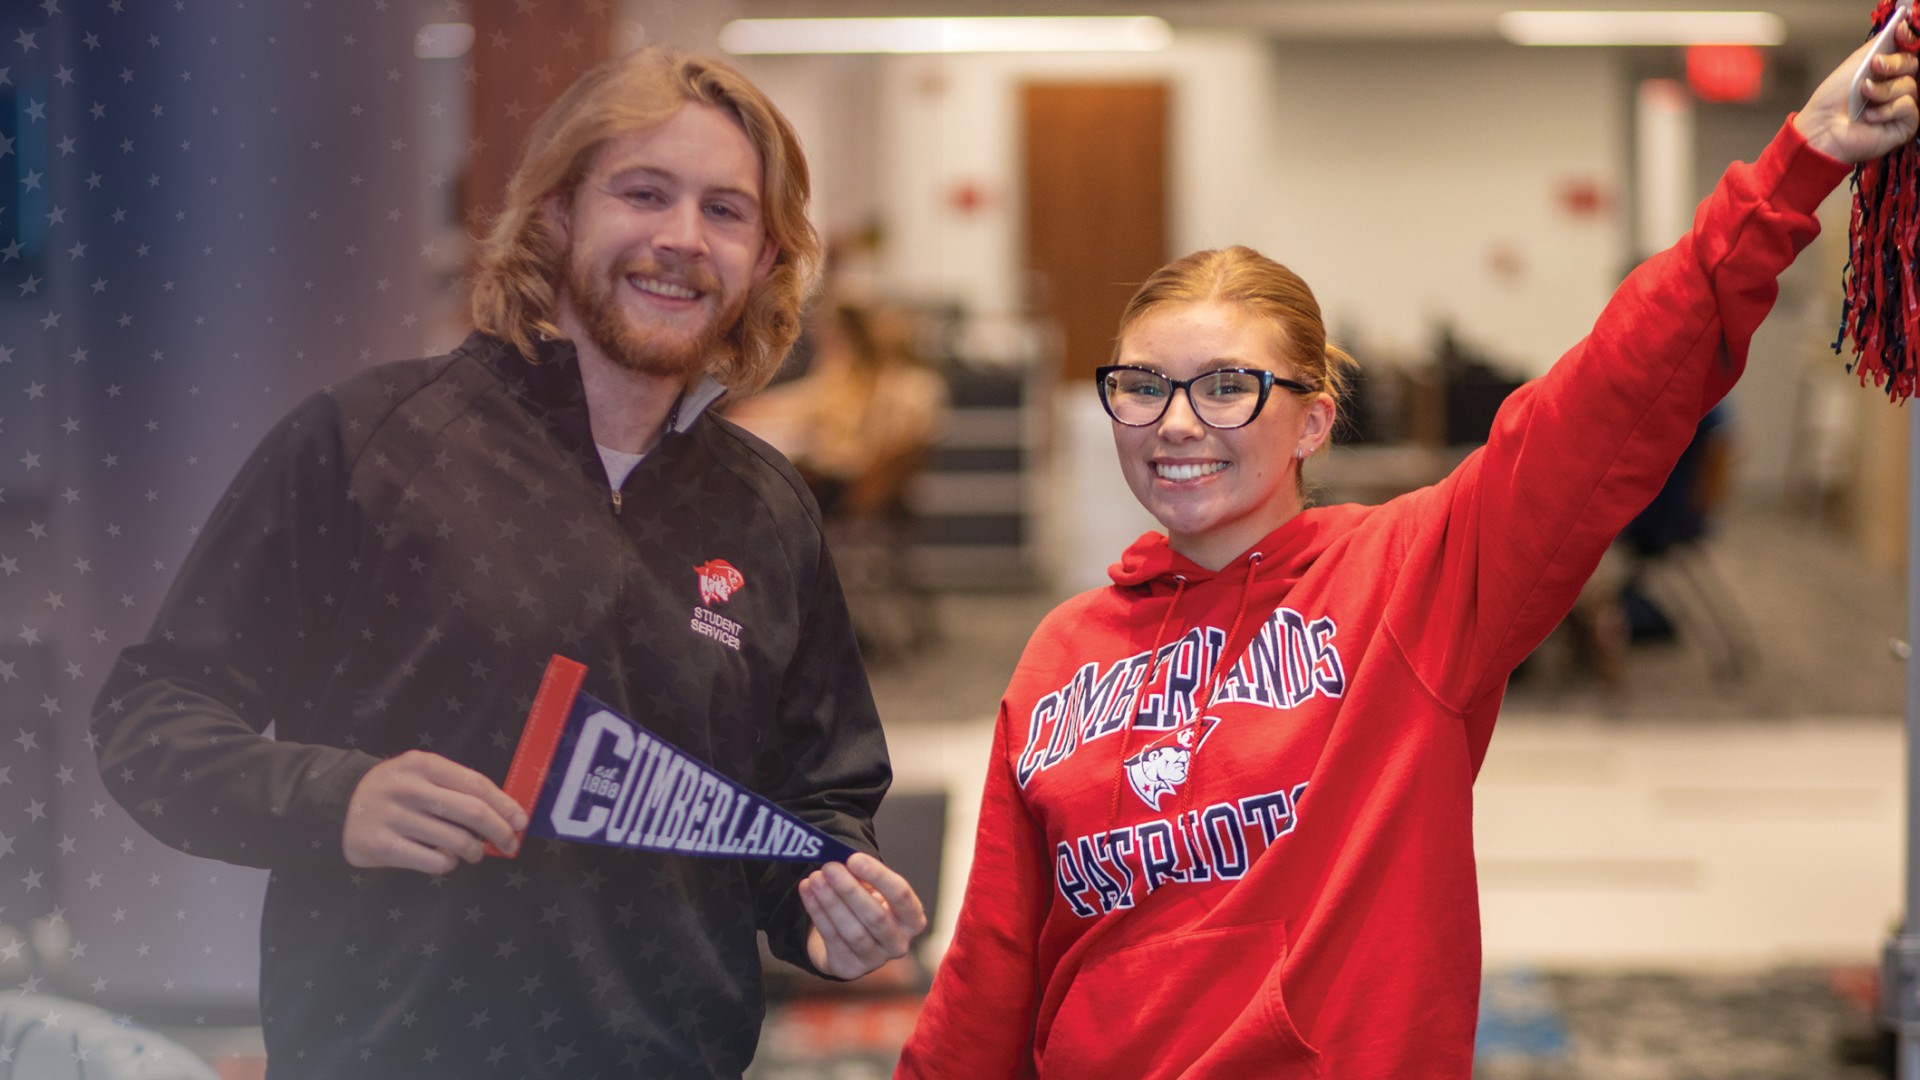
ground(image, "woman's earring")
xmin=1296 ymin=446 xmax=1310 ymax=460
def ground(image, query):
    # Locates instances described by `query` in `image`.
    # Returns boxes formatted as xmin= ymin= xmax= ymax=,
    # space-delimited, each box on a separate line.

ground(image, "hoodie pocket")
xmin=1038 ymin=917 xmax=1321 ymax=1079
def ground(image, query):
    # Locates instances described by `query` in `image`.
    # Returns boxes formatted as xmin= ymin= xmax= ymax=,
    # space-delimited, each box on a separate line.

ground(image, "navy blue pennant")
xmin=494 ymin=655 xmax=856 ymax=864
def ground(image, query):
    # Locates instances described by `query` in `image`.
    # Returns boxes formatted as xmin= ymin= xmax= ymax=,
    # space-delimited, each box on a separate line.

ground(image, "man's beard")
xmin=562 ymin=251 xmax=745 ymax=379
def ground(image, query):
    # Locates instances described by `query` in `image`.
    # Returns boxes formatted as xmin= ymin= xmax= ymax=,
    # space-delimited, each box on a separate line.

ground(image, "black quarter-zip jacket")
xmin=93 ymin=331 xmax=891 ymax=1079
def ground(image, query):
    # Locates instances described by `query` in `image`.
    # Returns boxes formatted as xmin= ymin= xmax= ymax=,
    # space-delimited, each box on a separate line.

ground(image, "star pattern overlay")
xmin=0 ymin=2 xmax=873 ymax=1077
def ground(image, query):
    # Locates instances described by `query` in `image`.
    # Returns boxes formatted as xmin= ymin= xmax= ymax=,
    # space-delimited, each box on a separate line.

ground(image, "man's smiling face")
xmin=550 ymin=101 xmax=777 ymax=379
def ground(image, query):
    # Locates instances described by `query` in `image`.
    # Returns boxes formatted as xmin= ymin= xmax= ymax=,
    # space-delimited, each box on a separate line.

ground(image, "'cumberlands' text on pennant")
xmin=488 ymin=655 xmax=858 ymax=864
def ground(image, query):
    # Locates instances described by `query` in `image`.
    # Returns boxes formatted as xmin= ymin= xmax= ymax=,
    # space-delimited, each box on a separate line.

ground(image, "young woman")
xmin=897 ymin=31 xmax=1919 ymax=1080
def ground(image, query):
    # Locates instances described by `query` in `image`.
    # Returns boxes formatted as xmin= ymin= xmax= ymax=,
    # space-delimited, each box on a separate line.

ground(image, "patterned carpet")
xmin=743 ymin=967 xmax=1890 ymax=1079
xmin=1473 ymin=968 xmax=1887 ymax=1080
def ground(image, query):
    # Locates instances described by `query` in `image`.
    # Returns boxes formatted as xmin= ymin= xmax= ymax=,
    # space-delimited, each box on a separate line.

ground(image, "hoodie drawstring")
xmin=1105 ymin=574 xmax=1188 ymax=828
xmin=1104 ymin=551 xmax=1266 ymax=833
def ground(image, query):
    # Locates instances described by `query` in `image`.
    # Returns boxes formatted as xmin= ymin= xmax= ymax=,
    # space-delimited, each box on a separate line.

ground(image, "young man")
xmin=93 ymin=47 xmax=923 ymax=1079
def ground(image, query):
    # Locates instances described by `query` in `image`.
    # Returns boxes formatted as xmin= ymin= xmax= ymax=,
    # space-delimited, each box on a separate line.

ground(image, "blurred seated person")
xmin=732 ymin=302 xmax=949 ymax=518
xmin=1627 ymin=404 xmax=1754 ymax=682
xmin=1624 ymin=404 xmax=1733 ymax=559
xmin=1563 ymin=403 xmax=1743 ymax=685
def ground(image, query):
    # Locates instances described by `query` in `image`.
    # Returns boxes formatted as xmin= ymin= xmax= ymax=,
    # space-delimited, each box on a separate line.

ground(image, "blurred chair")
xmin=0 ymin=994 xmax=221 ymax=1079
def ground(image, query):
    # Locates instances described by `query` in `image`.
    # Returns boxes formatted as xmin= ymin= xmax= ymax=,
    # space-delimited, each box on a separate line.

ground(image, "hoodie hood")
xmin=1107 ymin=530 xmax=1187 ymax=588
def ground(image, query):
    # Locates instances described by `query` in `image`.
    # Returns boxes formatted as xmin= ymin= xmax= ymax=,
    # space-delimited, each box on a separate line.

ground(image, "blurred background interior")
xmin=0 ymin=0 xmax=1914 ymax=1076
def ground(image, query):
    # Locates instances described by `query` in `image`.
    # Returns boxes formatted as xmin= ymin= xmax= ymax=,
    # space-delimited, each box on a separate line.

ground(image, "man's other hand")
xmin=342 ymin=750 xmax=529 ymax=874
xmin=800 ymin=852 xmax=931 ymax=980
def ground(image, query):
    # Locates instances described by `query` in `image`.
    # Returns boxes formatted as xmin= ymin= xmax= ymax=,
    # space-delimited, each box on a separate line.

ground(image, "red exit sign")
xmin=1687 ymin=44 xmax=1766 ymax=103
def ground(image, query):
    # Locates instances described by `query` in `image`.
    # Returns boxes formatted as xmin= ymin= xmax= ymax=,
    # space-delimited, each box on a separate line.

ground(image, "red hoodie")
xmin=896 ymin=121 xmax=1848 ymax=1079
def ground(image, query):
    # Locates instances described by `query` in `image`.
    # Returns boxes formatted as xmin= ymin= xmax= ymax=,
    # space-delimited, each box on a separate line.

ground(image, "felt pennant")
xmin=1836 ymin=0 xmax=1920 ymax=402
xmin=487 ymin=654 xmax=857 ymax=864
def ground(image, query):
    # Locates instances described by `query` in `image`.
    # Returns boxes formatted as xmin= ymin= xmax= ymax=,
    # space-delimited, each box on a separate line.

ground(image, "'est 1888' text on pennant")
xmin=487 ymin=655 xmax=857 ymax=864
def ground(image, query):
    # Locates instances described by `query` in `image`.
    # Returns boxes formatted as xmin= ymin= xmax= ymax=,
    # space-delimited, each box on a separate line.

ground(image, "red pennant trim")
xmin=486 ymin=653 xmax=588 ymax=857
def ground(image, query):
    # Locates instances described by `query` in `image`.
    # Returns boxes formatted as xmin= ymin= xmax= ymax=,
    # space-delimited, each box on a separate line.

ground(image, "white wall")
xmin=871 ymin=33 xmax=1277 ymax=315
xmin=1251 ymin=41 xmax=1626 ymax=376
xmin=737 ymin=54 xmax=883 ymax=246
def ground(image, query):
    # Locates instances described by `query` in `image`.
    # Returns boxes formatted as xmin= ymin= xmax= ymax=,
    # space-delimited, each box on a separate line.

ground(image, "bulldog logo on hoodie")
xmin=1123 ymin=716 xmax=1218 ymax=809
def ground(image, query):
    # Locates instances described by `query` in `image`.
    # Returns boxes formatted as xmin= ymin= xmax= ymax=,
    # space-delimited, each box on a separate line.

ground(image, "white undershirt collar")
xmin=596 ymin=374 xmax=728 ymax=488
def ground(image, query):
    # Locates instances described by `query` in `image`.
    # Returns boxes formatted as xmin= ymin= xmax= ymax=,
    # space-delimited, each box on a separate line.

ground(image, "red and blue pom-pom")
xmin=1836 ymin=0 xmax=1920 ymax=402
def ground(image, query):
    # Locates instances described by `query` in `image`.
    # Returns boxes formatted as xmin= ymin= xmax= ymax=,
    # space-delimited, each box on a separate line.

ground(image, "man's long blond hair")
xmin=469 ymin=48 xmax=821 ymax=395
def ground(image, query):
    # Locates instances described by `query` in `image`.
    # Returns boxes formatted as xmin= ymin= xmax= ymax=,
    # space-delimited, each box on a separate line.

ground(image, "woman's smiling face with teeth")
xmin=1111 ymin=299 xmax=1333 ymax=571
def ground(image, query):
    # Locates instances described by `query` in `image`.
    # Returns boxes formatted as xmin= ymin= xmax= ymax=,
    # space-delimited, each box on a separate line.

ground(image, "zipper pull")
xmin=611 ymin=489 xmax=623 ymax=514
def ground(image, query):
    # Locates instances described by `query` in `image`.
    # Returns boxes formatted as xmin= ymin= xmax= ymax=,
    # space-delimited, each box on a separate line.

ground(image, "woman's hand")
xmin=1795 ymin=18 xmax=1920 ymax=164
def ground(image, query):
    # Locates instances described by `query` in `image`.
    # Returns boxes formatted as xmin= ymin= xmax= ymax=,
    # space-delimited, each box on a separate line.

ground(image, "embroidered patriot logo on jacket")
xmin=694 ymin=559 xmax=745 ymax=606
xmin=1123 ymin=716 xmax=1219 ymax=809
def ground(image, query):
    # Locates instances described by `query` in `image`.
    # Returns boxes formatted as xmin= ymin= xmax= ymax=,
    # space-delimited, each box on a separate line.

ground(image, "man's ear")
xmin=541 ymin=191 xmax=571 ymax=244
xmin=752 ymin=236 xmax=779 ymax=286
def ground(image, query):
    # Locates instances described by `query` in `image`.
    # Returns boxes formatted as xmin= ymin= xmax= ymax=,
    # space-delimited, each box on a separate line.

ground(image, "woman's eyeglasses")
xmin=1095 ymin=365 xmax=1314 ymax=430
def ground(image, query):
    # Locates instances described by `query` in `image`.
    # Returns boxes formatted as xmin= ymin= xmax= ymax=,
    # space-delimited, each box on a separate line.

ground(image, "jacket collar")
xmin=467 ymin=329 xmax=730 ymax=440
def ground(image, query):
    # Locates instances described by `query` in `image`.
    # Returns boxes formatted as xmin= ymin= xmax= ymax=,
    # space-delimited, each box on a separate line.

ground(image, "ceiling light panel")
xmin=1498 ymin=10 xmax=1788 ymax=46
xmin=718 ymin=16 xmax=1174 ymax=55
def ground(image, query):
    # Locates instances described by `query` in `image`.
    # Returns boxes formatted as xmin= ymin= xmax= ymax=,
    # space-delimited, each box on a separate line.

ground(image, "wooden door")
xmin=1022 ymin=82 xmax=1169 ymax=382
xmin=460 ymin=0 xmax=614 ymax=233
